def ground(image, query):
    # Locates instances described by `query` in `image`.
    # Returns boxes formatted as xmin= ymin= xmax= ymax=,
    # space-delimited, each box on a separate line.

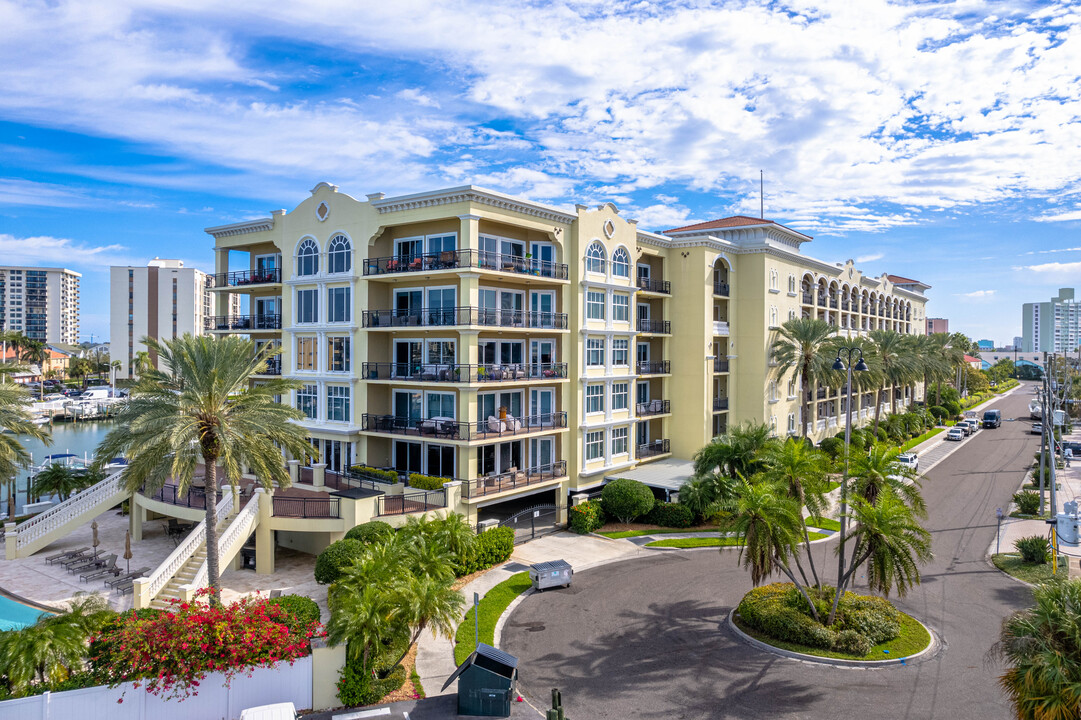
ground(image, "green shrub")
xmin=847 ymin=430 xmax=868 ymax=452
xmin=345 ymin=521 xmax=395 ymax=545
xmin=943 ymin=400 xmax=961 ymax=417
xmin=833 ymin=629 xmax=873 ymax=656
xmin=602 ymin=478 xmax=656 ymax=523
xmin=337 ymin=637 xmax=409 ymax=706
xmin=928 ymin=405 xmax=948 ymax=421
xmin=643 ymin=502 xmax=694 ymax=528
xmin=267 ymin=594 xmax=322 ymax=631
xmin=819 ymin=437 xmax=844 ymax=459
xmin=407 ymin=473 xmax=447 ymax=491
xmin=314 ymin=539 xmax=365 ymax=584
xmin=841 ymin=596 xmax=902 ymax=645
xmin=457 ymin=526 xmax=514 ymax=575
xmin=349 ymin=465 xmax=400 ymax=483
xmin=1015 ymin=535 xmax=1051 ymax=564
xmin=568 ymin=500 xmax=606 ymax=534
xmin=1013 ymin=491 xmax=1041 ymax=516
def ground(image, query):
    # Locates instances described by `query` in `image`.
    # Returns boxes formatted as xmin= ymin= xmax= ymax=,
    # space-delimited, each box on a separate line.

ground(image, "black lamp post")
xmin=832 ymin=347 xmax=869 ymax=591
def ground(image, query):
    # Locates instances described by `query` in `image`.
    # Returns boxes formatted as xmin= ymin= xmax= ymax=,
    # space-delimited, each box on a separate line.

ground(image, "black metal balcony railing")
xmin=362 ymin=412 xmax=568 ymax=440
xmin=255 ymin=358 xmax=282 ymax=376
xmin=463 ymin=460 xmax=567 ymax=499
xmin=208 ymin=268 xmax=282 ymax=288
xmin=841 ymin=301 xmax=850 ymax=311
xmin=272 ymin=496 xmax=340 ymax=519
xmin=829 ymin=298 xmax=838 ymax=309
xmin=714 ymin=359 xmax=730 ymax=373
xmin=638 ymin=360 xmax=671 ymax=375
xmin=146 ymin=484 xmax=207 ymax=509
xmin=713 ymin=397 xmax=729 ymax=411
xmin=713 ymin=281 xmax=730 ymax=297
xmin=637 ymin=277 xmax=671 ymax=294
xmin=377 ymin=489 xmax=447 ymax=516
xmin=363 ymin=250 xmax=569 ymax=280
xmin=637 ymin=399 xmax=670 ymax=416
xmin=637 ymin=319 xmax=671 ymax=334
xmin=802 ymin=293 xmax=813 ymax=304
xmin=818 ymin=295 xmax=827 ymax=307
xmin=362 ymin=307 xmax=568 ymax=330
xmin=206 ymin=314 xmax=282 ymax=331
xmin=475 ymin=411 xmax=568 ymax=438
xmin=637 ymin=439 xmax=670 ymax=459
xmin=361 ymin=362 xmax=568 ymax=383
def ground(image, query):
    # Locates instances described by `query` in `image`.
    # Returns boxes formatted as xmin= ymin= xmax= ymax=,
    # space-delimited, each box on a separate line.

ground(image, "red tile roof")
xmin=665 ymin=215 xmax=811 ymax=239
xmin=886 ymin=274 xmax=924 ymax=285
xmin=964 ymin=355 xmax=981 ymax=363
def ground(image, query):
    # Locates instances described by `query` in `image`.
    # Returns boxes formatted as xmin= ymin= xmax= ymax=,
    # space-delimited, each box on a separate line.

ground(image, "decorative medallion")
xmin=316 ymin=201 xmax=329 ymax=222
xmin=603 ymin=219 xmax=615 ymax=239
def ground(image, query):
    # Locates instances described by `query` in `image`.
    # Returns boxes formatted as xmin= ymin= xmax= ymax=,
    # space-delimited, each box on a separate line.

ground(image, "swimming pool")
xmin=0 ymin=592 xmax=52 ymax=631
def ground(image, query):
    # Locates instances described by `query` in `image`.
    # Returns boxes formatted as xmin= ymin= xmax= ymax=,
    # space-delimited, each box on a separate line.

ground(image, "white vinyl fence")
xmin=0 ymin=655 xmax=312 ymax=720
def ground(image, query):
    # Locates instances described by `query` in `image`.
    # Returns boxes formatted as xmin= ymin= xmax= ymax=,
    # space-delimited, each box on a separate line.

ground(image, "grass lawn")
xmin=992 ymin=553 xmax=1070 ymax=584
xmin=599 ymin=526 xmax=715 ymax=539
xmin=733 ymin=609 xmax=931 ymax=661
xmin=1009 ymin=511 xmax=1052 ymax=520
xmin=806 ymin=515 xmax=841 ymax=532
xmin=453 ymin=572 xmax=531 ymax=665
xmin=647 ymin=532 xmax=827 ymax=548
xmin=900 ymin=427 xmax=944 ymax=451
xmin=825 ymin=481 xmax=841 ymax=492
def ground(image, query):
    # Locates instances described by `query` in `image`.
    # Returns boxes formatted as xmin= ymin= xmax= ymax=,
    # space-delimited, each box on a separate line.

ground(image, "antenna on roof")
xmin=759 ymin=170 xmax=764 ymax=220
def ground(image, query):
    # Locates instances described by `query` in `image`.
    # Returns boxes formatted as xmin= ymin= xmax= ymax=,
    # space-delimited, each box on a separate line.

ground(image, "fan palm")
xmin=95 ymin=334 xmax=311 ymax=602
xmin=759 ymin=437 xmax=830 ymax=587
xmin=991 ymin=578 xmax=1081 ymax=720
xmin=32 ymin=464 xmax=84 ymax=502
xmin=0 ymin=382 xmax=50 ymax=510
xmin=842 ymin=494 xmax=932 ymax=598
xmin=770 ymin=318 xmax=838 ymax=437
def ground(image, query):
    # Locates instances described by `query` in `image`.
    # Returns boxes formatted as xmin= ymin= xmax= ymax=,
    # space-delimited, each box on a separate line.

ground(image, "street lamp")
xmin=832 ymin=347 xmax=869 ymax=593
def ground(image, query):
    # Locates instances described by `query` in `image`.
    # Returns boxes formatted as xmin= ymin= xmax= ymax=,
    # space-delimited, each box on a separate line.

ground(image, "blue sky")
xmin=1 ymin=0 xmax=1080 ymax=344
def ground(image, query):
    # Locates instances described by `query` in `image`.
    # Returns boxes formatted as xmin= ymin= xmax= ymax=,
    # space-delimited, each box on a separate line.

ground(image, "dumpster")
xmin=529 ymin=560 xmax=573 ymax=591
xmin=441 ymin=642 xmax=518 ymax=717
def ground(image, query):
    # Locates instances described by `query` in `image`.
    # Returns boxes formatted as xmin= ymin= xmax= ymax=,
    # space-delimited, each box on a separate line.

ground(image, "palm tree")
xmin=32 ymin=464 xmax=83 ymax=502
xmin=759 ymin=437 xmax=830 ymax=587
xmin=95 ymin=335 xmax=311 ymax=602
xmin=693 ymin=421 xmax=775 ymax=479
xmin=865 ymin=330 xmax=916 ymax=431
xmin=850 ymin=442 xmax=926 ymax=514
xmin=770 ymin=318 xmax=837 ymax=438
xmin=677 ymin=474 xmax=736 ymax=523
xmin=0 ymin=382 xmax=50 ymax=511
xmin=992 ymin=578 xmax=1081 ymax=720
xmin=843 ymin=494 xmax=932 ymax=598
xmin=389 ymin=571 xmax=464 ymax=670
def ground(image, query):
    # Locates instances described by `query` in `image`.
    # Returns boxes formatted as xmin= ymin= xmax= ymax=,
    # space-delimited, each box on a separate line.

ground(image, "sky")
xmin=1 ymin=0 xmax=1079 ymax=344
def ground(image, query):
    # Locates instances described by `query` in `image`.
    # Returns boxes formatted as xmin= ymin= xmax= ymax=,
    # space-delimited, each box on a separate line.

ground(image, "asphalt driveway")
xmin=503 ymin=387 xmax=1038 ymax=720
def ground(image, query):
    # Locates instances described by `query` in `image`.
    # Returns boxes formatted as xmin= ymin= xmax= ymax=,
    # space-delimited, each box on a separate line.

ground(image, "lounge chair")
xmin=105 ymin=567 xmax=148 ymax=588
xmin=111 ymin=568 xmax=150 ymax=594
xmin=59 ymin=549 xmax=99 ymax=569
xmin=45 ymin=546 xmax=89 ymax=565
xmin=67 ymin=553 xmax=107 ymax=574
xmin=79 ymin=555 xmax=117 ymax=582
xmin=83 ymin=560 xmax=123 ymax=583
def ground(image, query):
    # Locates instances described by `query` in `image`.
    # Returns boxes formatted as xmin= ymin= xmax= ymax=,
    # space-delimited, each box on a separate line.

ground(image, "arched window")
xmin=611 ymin=247 xmax=630 ymax=277
xmin=586 ymin=242 xmax=606 ymax=274
xmin=788 ymin=274 xmax=796 ymax=293
xmin=296 ymin=238 xmax=319 ymax=277
xmin=770 ymin=306 xmax=778 ymax=327
xmin=769 ymin=269 xmax=778 ymax=290
xmin=327 ymin=234 xmax=351 ymax=274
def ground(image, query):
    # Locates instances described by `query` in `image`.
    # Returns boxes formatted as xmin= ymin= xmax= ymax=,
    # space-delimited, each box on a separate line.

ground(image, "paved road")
xmin=503 ymin=386 xmax=1039 ymax=720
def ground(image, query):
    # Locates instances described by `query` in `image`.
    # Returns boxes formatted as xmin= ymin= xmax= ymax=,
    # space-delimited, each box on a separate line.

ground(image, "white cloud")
xmin=1022 ymin=246 xmax=1081 ymax=256
xmin=1014 ymin=261 xmax=1081 ymax=277
xmin=1036 ymin=210 xmax=1081 ymax=223
xmin=0 ymin=233 xmax=139 ymax=268
xmin=395 ymin=88 xmax=439 ymax=108
xmin=856 ymin=252 xmax=884 ymax=263
xmin=956 ymin=290 xmax=996 ymax=298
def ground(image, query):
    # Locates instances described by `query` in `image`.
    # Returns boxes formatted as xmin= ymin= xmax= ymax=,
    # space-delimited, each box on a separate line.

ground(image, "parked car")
xmin=982 ymin=409 xmax=1002 ymax=428
xmin=897 ymin=452 xmax=919 ymax=472
xmin=1031 ymin=422 xmax=1044 ymax=435
xmin=946 ymin=427 xmax=965 ymax=441
xmin=961 ymin=419 xmax=980 ymax=434
xmin=240 ymin=703 xmax=297 ymax=720
xmin=955 ymin=421 xmax=973 ymax=436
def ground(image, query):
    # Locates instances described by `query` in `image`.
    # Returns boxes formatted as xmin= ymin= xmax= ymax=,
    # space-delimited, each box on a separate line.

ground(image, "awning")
xmin=604 ymin=458 xmax=696 ymax=493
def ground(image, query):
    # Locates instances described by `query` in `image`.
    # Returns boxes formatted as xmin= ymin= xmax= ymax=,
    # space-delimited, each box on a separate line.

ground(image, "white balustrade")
xmin=143 ymin=494 xmax=233 ymax=602
xmin=185 ymin=495 xmax=253 ymax=595
xmin=15 ymin=472 xmax=125 ymax=549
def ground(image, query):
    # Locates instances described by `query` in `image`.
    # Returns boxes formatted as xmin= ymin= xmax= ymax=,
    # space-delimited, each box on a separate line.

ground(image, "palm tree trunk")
xmin=873 ymin=388 xmax=883 ymax=434
xmin=802 ymin=527 xmax=820 ymax=587
xmin=801 ymin=361 xmax=811 ymax=437
xmin=777 ymin=563 xmax=820 ymax=622
xmin=204 ymin=461 xmax=221 ymax=605
xmin=890 ymin=383 xmax=897 ymax=415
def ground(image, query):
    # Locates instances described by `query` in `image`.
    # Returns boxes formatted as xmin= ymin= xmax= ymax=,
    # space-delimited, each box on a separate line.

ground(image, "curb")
xmin=640 ymin=530 xmax=839 ymax=552
xmin=726 ymin=608 xmax=940 ymax=668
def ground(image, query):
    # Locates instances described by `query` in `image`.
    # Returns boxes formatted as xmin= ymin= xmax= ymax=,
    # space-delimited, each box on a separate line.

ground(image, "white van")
xmin=239 ymin=702 xmax=297 ymax=720
xmin=78 ymin=387 xmax=113 ymax=400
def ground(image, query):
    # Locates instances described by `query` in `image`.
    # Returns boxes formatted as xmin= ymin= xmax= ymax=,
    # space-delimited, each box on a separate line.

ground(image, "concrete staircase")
xmin=151 ymin=546 xmax=207 ymax=609
xmin=5 ymin=471 xmax=127 ymax=559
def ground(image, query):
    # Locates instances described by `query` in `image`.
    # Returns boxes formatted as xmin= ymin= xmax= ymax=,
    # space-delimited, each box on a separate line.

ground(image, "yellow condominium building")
xmin=204 ymin=183 xmax=928 ymax=527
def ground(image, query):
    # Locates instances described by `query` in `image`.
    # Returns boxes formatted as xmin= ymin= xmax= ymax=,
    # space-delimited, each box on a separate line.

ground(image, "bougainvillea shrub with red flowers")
xmin=89 ymin=590 xmax=322 ymax=701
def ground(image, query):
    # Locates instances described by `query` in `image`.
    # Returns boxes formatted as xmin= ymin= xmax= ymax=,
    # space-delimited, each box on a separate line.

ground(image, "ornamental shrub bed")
xmin=345 ymin=520 xmax=395 ymax=545
xmin=267 ymin=594 xmax=322 ymax=630
xmin=456 ymin=526 xmax=514 ymax=575
xmin=337 ymin=634 xmax=409 ymax=706
xmin=569 ymin=500 xmax=605 ymax=534
xmin=315 ymin=539 xmax=366 ymax=584
xmin=349 ymin=465 xmax=400 ymax=483
xmin=643 ymin=502 xmax=694 ymax=528
xmin=1015 ymin=535 xmax=1051 ymax=564
xmin=407 ymin=473 xmax=448 ymax=491
xmin=737 ymin=583 xmax=902 ymax=657
xmin=1013 ymin=491 xmax=1041 ymax=516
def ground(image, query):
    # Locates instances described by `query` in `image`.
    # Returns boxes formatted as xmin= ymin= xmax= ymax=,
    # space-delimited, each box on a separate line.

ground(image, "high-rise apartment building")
xmin=927 ymin=317 xmax=949 ymax=334
xmin=0 ymin=266 xmax=80 ymax=344
xmin=1022 ymin=288 xmax=1080 ymax=353
xmin=205 ymin=183 xmax=928 ymax=525
xmin=109 ymin=258 xmax=239 ymax=377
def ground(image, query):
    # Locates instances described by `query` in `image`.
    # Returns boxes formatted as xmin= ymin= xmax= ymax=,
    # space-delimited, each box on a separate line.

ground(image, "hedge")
xmin=266 ymin=594 xmax=322 ymax=631
xmin=643 ymin=502 xmax=694 ymax=528
xmin=407 ymin=473 xmax=448 ymax=491
xmin=349 ymin=465 xmax=400 ymax=483
xmin=456 ymin=526 xmax=514 ymax=575
xmin=569 ymin=500 xmax=605 ymax=534
xmin=337 ymin=635 xmax=409 ymax=706
xmin=819 ymin=437 xmax=844 ymax=459
xmin=345 ymin=521 xmax=395 ymax=545
xmin=602 ymin=478 xmax=655 ymax=523
xmin=314 ymin=539 xmax=366 ymax=585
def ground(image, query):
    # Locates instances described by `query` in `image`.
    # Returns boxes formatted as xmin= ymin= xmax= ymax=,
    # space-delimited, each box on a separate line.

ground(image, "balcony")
xmin=713 ymin=321 xmax=730 ymax=336
xmin=637 ymin=360 xmax=670 ymax=375
xmin=144 ymin=484 xmax=207 ymax=509
xmin=713 ymin=397 xmax=729 ymax=411
xmin=829 ymin=298 xmax=838 ymax=309
xmin=462 ymin=461 xmax=567 ymax=499
xmin=637 ymin=399 xmax=670 ymax=416
xmin=361 ymin=411 xmax=567 ymax=440
xmin=272 ymin=496 xmax=340 ymax=519
xmin=363 ymin=307 xmax=568 ymax=330
xmin=208 ymin=268 xmax=281 ymax=289
xmin=818 ymin=295 xmax=827 ymax=307
xmin=713 ymin=281 xmax=730 ymax=297
xmin=637 ymin=277 xmax=671 ymax=294
xmin=637 ymin=439 xmax=670 ymax=459
xmin=206 ymin=314 xmax=281 ymax=332
xmin=377 ymin=489 xmax=447 ymax=517
xmin=362 ymin=362 xmax=568 ymax=383
xmin=802 ymin=293 xmax=813 ymax=304
xmin=714 ymin=358 xmax=729 ymax=373
xmin=254 ymin=358 xmax=282 ymax=376
xmin=363 ymin=250 xmax=569 ymax=280
xmin=637 ymin=319 xmax=671 ymax=334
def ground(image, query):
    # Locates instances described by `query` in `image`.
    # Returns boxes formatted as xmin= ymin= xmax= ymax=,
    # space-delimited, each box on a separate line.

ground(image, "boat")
xmin=33 ymin=453 xmax=89 ymax=472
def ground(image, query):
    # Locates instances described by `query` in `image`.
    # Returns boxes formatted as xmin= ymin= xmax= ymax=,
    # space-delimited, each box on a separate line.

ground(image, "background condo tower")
xmin=0 ymin=265 xmax=80 ymax=344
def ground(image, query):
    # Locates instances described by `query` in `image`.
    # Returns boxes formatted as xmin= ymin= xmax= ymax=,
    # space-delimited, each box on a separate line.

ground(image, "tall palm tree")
xmin=32 ymin=464 xmax=84 ymax=502
xmin=866 ymin=330 xmax=916 ymax=431
xmin=843 ymin=494 xmax=932 ymax=598
xmin=850 ymin=442 xmax=926 ymax=514
xmin=759 ymin=437 xmax=830 ymax=587
xmin=770 ymin=318 xmax=837 ymax=438
xmin=992 ymin=578 xmax=1081 ymax=720
xmin=95 ymin=335 xmax=311 ymax=602
xmin=693 ymin=421 xmax=774 ymax=479
xmin=0 ymin=382 xmax=50 ymax=512
xmin=389 ymin=571 xmax=464 ymax=670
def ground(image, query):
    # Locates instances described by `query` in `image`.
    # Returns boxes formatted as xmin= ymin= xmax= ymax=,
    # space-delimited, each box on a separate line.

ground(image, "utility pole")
xmin=1040 ymin=358 xmax=1049 ymax=516
xmin=1048 ymin=353 xmax=1058 ymax=518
